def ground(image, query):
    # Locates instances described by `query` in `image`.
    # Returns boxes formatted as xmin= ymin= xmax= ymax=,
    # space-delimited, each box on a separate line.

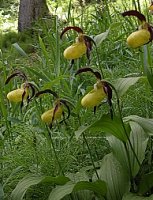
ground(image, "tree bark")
xmin=18 ymin=0 xmax=49 ymax=32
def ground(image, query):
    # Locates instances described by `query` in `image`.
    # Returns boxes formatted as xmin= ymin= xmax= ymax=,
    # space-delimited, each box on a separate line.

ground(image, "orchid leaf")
xmin=11 ymin=174 xmax=70 ymax=200
xmin=96 ymin=153 xmax=130 ymax=200
xmin=107 ymin=121 xmax=149 ymax=177
xmin=75 ymin=114 xmax=130 ymax=142
xmin=93 ymin=29 xmax=109 ymax=46
xmin=48 ymin=180 xmax=107 ymax=200
xmin=138 ymin=171 xmax=153 ymax=195
xmin=122 ymin=193 xmax=153 ymax=200
xmin=124 ymin=115 xmax=153 ymax=134
xmin=12 ymin=43 xmax=28 ymax=57
xmin=114 ymin=77 xmax=142 ymax=97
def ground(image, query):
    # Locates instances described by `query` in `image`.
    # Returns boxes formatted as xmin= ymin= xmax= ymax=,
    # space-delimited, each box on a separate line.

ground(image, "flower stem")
xmin=77 ymin=115 xmax=100 ymax=179
xmin=108 ymin=82 xmax=141 ymax=167
xmin=46 ymin=126 xmax=64 ymax=176
xmin=95 ymin=46 xmax=104 ymax=79
xmin=82 ymin=132 xmax=100 ymax=180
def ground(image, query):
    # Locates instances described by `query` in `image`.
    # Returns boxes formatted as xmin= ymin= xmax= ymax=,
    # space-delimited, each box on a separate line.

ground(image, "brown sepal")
xmin=60 ymin=99 xmax=71 ymax=121
xmin=28 ymin=83 xmax=36 ymax=101
xmin=75 ymin=67 xmax=94 ymax=76
xmin=5 ymin=71 xmax=27 ymax=85
xmin=60 ymin=26 xmax=84 ymax=39
xmin=75 ymin=67 xmax=101 ymax=80
xmin=103 ymin=82 xmax=113 ymax=119
xmin=148 ymin=25 xmax=153 ymax=41
xmin=35 ymin=89 xmax=59 ymax=99
xmin=121 ymin=10 xmax=146 ymax=22
xmin=20 ymin=89 xmax=27 ymax=111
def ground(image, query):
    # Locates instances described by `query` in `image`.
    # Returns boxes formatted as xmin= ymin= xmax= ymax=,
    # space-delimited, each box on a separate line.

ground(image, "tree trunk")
xmin=18 ymin=0 xmax=49 ymax=32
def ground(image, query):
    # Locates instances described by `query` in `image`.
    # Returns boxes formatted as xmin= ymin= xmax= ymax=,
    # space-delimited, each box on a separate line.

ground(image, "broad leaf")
xmin=124 ymin=115 xmax=153 ymax=134
xmin=12 ymin=43 xmax=28 ymax=57
xmin=74 ymin=180 xmax=106 ymax=196
xmin=75 ymin=125 xmax=89 ymax=140
xmin=114 ymin=77 xmax=141 ymax=98
xmin=108 ymin=121 xmax=149 ymax=177
xmin=95 ymin=153 xmax=130 ymax=200
xmin=11 ymin=174 xmax=70 ymax=200
xmin=94 ymin=29 xmax=109 ymax=46
xmin=66 ymin=171 xmax=89 ymax=182
xmin=122 ymin=193 xmax=153 ymax=200
xmin=75 ymin=114 xmax=130 ymax=141
xmin=48 ymin=181 xmax=74 ymax=200
xmin=138 ymin=171 xmax=153 ymax=195
xmin=89 ymin=114 xmax=130 ymax=142
xmin=48 ymin=180 xmax=107 ymax=200
xmin=143 ymin=45 xmax=153 ymax=90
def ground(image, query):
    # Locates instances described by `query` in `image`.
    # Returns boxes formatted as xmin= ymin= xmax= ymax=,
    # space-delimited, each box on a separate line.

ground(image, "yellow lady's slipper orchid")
xmin=41 ymin=106 xmax=63 ymax=124
xmin=75 ymin=67 xmax=113 ymax=118
xmin=7 ymin=87 xmax=29 ymax=103
xmin=127 ymin=29 xmax=151 ymax=48
xmin=63 ymin=40 xmax=86 ymax=60
xmin=61 ymin=26 xmax=95 ymax=67
xmin=122 ymin=10 xmax=153 ymax=48
xmin=35 ymin=89 xmax=71 ymax=128
xmin=81 ymin=84 xmax=106 ymax=108
xmin=5 ymin=71 xmax=36 ymax=107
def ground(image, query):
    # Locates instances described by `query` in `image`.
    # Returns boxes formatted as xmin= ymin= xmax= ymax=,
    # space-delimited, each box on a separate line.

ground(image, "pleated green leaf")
xmin=75 ymin=114 xmax=130 ymax=142
xmin=12 ymin=43 xmax=28 ymax=57
xmin=11 ymin=174 xmax=70 ymax=200
xmin=89 ymin=114 xmax=130 ymax=142
xmin=114 ymin=77 xmax=141 ymax=98
xmin=107 ymin=121 xmax=149 ymax=177
xmin=138 ymin=171 xmax=153 ymax=195
xmin=122 ymin=193 xmax=153 ymax=200
xmin=97 ymin=153 xmax=130 ymax=200
xmin=124 ymin=115 xmax=153 ymax=134
xmin=48 ymin=180 xmax=107 ymax=200
xmin=94 ymin=29 xmax=109 ymax=46
xmin=75 ymin=125 xmax=90 ymax=140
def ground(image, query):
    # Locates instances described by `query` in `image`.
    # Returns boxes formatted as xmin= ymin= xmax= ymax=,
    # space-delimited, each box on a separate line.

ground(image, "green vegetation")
xmin=0 ymin=0 xmax=153 ymax=200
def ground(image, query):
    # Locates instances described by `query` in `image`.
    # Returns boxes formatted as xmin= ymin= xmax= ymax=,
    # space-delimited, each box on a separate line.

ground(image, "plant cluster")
xmin=1 ymin=1 xmax=153 ymax=200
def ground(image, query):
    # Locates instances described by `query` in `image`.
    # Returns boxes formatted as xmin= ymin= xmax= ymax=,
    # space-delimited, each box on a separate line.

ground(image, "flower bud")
xmin=7 ymin=88 xmax=29 ymax=103
xmin=81 ymin=87 xmax=106 ymax=108
xmin=41 ymin=106 xmax=63 ymax=123
xmin=63 ymin=42 xmax=86 ymax=60
xmin=127 ymin=29 xmax=150 ymax=48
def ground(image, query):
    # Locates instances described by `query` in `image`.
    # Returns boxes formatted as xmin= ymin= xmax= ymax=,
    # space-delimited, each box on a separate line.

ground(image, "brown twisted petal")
xmin=60 ymin=26 xmax=84 ymax=39
xmin=35 ymin=89 xmax=59 ymax=99
xmin=5 ymin=71 xmax=27 ymax=84
xmin=75 ymin=67 xmax=101 ymax=80
xmin=75 ymin=67 xmax=95 ymax=75
xmin=60 ymin=99 xmax=71 ymax=121
xmin=121 ymin=10 xmax=146 ymax=22
xmin=148 ymin=26 xmax=153 ymax=41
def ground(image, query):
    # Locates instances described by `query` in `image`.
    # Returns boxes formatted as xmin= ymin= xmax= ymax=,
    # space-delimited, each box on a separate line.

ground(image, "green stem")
xmin=46 ymin=126 xmax=64 ymax=176
xmin=77 ymin=115 xmax=100 ymax=180
xmin=123 ymin=142 xmax=135 ymax=192
xmin=82 ymin=133 xmax=100 ymax=180
xmin=108 ymin=82 xmax=141 ymax=167
xmin=141 ymin=45 xmax=153 ymax=118
xmin=95 ymin=47 xmax=104 ymax=79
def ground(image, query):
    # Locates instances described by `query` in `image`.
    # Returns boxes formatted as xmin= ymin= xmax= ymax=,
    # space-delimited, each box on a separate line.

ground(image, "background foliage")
xmin=0 ymin=0 xmax=153 ymax=199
